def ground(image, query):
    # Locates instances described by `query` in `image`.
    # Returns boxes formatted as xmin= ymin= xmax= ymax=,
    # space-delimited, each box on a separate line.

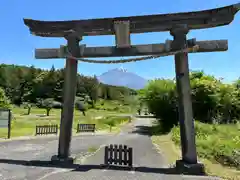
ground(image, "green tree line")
xmin=140 ymin=71 xmax=240 ymax=131
xmin=0 ymin=64 xmax=136 ymax=108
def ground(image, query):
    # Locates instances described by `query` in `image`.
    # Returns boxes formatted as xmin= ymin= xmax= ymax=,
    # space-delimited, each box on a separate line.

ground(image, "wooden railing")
xmin=104 ymin=144 xmax=133 ymax=167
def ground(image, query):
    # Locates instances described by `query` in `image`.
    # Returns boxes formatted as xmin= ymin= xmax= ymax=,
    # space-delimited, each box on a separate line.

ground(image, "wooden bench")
xmin=35 ymin=124 xmax=58 ymax=135
xmin=76 ymin=123 xmax=96 ymax=133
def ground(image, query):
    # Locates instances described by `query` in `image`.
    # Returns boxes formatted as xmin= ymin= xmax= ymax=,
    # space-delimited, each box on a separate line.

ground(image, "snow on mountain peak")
xmin=97 ymin=67 xmax=147 ymax=90
xmin=117 ymin=66 xmax=127 ymax=72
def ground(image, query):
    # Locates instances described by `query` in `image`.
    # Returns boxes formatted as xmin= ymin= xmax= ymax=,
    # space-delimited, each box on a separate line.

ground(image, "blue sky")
xmin=0 ymin=0 xmax=239 ymax=82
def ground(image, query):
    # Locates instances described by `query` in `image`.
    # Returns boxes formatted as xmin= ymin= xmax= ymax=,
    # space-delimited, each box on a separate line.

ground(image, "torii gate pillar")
xmin=51 ymin=34 xmax=81 ymax=164
xmin=170 ymin=25 xmax=205 ymax=174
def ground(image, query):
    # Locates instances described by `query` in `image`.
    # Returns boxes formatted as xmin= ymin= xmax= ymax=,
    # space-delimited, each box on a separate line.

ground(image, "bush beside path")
xmin=151 ymin=121 xmax=240 ymax=180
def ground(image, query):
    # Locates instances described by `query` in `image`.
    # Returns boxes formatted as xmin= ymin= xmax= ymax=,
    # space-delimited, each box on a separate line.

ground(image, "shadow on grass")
xmin=0 ymin=158 xmax=206 ymax=176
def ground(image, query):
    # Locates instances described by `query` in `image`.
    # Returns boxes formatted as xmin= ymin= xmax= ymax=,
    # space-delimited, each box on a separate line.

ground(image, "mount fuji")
xmin=97 ymin=67 xmax=148 ymax=90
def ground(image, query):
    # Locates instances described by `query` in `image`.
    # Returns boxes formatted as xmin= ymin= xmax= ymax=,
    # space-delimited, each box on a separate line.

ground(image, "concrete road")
xmin=0 ymin=133 xmax=115 ymax=180
xmin=0 ymin=118 xmax=220 ymax=180
xmin=44 ymin=118 xmax=220 ymax=180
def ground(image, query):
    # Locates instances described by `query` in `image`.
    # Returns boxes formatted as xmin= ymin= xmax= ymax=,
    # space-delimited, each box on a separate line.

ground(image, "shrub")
xmin=51 ymin=101 xmax=62 ymax=109
xmin=171 ymin=122 xmax=240 ymax=169
xmin=140 ymin=71 xmax=240 ymax=130
xmin=101 ymin=116 xmax=130 ymax=132
xmin=0 ymin=87 xmax=10 ymax=108
xmin=22 ymin=102 xmax=32 ymax=115
xmin=75 ymin=101 xmax=87 ymax=116
xmin=42 ymin=98 xmax=54 ymax=116
xmin=141 ymin=79 xmax=178 ymax=132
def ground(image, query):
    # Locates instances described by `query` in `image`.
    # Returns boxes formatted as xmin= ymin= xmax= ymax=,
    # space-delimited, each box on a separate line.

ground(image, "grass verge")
xmin=88 ymin=146 xmax=98 ymax=153
xmin=151 ymin=121 xmax=240 ymax=180
xmin=0 ymin=107 xmax=132 ymax=138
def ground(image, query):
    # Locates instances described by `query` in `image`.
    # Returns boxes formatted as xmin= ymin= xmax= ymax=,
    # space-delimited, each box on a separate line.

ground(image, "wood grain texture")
xmin=23 ymin=3 xmax=240 ymax=37
xmin=35 ymin=40 xmax=228 ymax=59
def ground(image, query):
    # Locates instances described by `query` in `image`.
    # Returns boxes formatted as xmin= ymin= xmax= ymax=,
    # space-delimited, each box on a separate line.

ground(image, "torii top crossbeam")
xmin=24 ymin=3 xmax=240 ymax=37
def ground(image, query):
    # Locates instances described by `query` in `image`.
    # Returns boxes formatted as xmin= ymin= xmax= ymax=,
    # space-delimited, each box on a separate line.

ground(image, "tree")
xmin=22 ymin=65 xmax=39 ymax=103
xmin=78 ymin=75 xmax=100 ymax=107
xmin=0 ymin=63 xmax=136 ymax=107
xmin=141 ymin=71 xmax=240 ymax=131
xmin=75 ymin=101 xmax=86 ymax=116
xmin=217 ymin=84 xmax=240 ymax=123
xmin=53 ymin=69 xmax=65 ymax=102
xmin=0 ymin=87 xmax=10 ymax=108
xmin=233 ymin=78 xmax=240 ymax=89
xmin=41 ymin=65 xmax=57 ymax=99
xmin=42 ymin=98 xmax=54 ymax=116
xmin=23 ymin=102 xmax=32 ymax=115
xmin=141 ymin=79 xmax=178 ymax=132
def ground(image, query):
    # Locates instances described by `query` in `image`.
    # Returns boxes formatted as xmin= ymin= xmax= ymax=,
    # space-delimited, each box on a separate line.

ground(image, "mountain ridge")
xmin=97 ymin=68 xmax=148 ymax=90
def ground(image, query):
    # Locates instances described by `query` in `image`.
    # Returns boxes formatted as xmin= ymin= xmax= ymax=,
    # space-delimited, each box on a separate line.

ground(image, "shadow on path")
xmin=131 ymin=125 xmax=153 ymax=136
xmin=0 ymin=158 xmax=206 ymax=176
xmin=131 ymin=124 xmax=169 ymax=135
xmin=134 ymin=115 xmax=155 ymax=119
xmin=131 ymin=123 xmax=172 ymax=136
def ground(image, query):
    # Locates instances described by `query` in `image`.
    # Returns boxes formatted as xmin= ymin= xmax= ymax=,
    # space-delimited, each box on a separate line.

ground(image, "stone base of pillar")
xmin=51 ymin=155 xmax=76 ymax=165
xmin=175 ymin=160 xmax=205 ymax=175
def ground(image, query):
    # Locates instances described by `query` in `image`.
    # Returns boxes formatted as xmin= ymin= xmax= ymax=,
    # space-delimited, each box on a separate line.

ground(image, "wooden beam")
xmin=114 ymin=21 xmax=131 ymax=48
xmin=23 ymin=3 xmax=240 ymax=37
xmin=35 ymin=40 xmax=228 ymax=59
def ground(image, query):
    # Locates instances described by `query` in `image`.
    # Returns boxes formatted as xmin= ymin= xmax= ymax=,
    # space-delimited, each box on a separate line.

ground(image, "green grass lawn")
xmin=0 ymin=106 xmax=132 ymax=138
xmin=152 ymin=121 xmax=240 ymax=180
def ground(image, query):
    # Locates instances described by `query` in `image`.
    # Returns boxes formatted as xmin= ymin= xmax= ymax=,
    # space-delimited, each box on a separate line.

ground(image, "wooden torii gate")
xmin=24 ymin=3 xmax=239 ymax=174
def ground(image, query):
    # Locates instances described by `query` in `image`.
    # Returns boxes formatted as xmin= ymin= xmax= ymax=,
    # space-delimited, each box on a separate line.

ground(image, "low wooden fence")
xmin=104 ymin=144 xmax=133 ymax=167
xmin=35 ymin=124 xmax=58 ymax=136
xmin=76 ymin=123 xmax=96 ymax=133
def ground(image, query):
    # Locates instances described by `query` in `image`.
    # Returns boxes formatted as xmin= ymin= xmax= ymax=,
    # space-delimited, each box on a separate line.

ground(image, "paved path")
xmin=0 ymin=117 xmax=220 ymax=180
xmin=39 ymin=118 xmax=220 ymax=180
xmin=0 ymin=133 xmax=115 ymax=180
